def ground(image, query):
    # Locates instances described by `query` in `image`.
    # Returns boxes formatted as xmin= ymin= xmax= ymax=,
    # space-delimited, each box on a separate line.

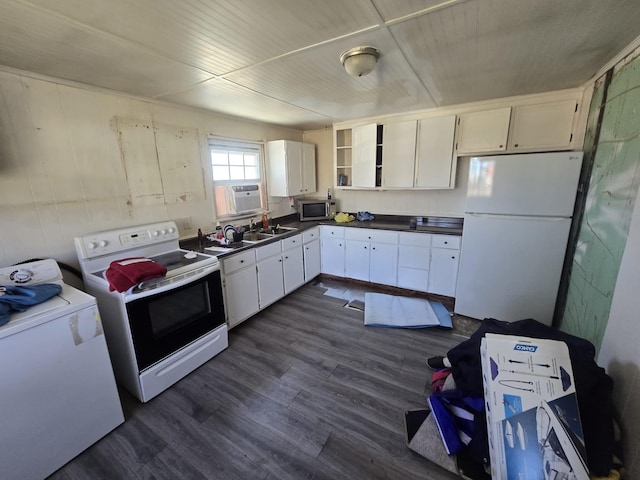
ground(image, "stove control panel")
xmin=119 ymin=231 xmax=150 ymax=246
xmin=74 ymin=221 xmax=180 ymax=259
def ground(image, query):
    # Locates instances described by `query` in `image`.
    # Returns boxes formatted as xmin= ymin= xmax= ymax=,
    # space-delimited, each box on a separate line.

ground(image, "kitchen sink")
xmin=242 ymin=232 xmax=274 ymax=243
xmin=204 ymin=225 xmax=299 ymax=251
xmin=259 ymin=226 xmax=298 ymax=235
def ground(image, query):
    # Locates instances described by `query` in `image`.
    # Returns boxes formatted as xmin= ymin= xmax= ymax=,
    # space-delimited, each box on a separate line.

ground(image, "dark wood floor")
xmin=49 ymin=283 xmax=469 ymax=480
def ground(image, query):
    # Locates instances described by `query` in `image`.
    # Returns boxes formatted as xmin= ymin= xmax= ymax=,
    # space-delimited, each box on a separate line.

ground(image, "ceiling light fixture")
xmin=340 ymin=46 xmax=380 ymax=77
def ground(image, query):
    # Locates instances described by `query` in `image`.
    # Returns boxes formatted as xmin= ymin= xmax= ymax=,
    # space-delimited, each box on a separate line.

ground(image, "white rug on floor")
xmin=363 ymin=293 xmax=441 ymax=328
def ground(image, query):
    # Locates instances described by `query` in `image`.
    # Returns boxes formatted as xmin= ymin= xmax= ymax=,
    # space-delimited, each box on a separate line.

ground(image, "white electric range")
xmin=75 ymin=221 xmax=228 ymax=402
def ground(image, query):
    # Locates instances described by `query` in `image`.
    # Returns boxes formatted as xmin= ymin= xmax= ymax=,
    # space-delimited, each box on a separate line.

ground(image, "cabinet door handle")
xmin=285 ymin=256 xmax=289 ymax=259
xmin=279 ymin=259 xmax=282 ymax=262
xmin=451 ymin=256 xmax=456 ymax=259
xmin=240 ymin=260 xmax=244 ymax=264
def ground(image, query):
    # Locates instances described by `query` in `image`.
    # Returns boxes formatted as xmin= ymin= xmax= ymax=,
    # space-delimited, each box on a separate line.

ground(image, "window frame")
xmin=208 ymin=136 xmax=267 ymax=219
xmin=208 ymin=137 xmax=263 ymax=185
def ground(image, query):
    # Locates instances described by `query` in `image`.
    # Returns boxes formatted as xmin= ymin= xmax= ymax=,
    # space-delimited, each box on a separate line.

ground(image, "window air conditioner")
xmin=214 ymin=184 xmax=262 ymax=216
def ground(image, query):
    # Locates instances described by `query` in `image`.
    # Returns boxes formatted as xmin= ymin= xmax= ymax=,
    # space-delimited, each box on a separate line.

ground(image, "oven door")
xmin=125 ymin=268 xmax=225 ymax=371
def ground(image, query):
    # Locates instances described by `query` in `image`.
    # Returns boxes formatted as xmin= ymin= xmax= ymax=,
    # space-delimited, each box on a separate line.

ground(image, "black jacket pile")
xmin=447 ymin=318 xmax=615 ymax=477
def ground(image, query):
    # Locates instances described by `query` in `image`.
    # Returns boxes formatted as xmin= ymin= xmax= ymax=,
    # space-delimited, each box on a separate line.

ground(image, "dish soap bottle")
xmin=327 ymin=187 xmax=331 ymax=200
xmin=197 ymin=228 xmax=204 ymax=245
xmin=262 ymin=213 xmax=269 ymax=230
xmin=215 ymin=222 xmax=223 ymax=240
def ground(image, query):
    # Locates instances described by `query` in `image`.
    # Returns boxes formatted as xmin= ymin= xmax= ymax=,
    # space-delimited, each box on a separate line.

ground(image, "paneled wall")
xmin=560 ymin=50 xmax=640 ymax=477
xmin=598 ymin=187 xmax=640 ymax=478
xmin=0 ymin=70 xmax=301 ymax=269
xmin=561 ymin=51 xmax=640 ymax=350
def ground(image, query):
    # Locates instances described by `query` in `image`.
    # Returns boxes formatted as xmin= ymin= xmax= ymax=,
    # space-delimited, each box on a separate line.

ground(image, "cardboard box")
xmin=480 ymin=334 xmax=589 ymax=480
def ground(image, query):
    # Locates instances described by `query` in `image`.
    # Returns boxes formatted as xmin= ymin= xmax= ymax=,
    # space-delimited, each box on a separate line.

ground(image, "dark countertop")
xmin=180 ymin=214 xmax=463 ymax=259
xmin=319 ymin=220 xmax=463 ymax=236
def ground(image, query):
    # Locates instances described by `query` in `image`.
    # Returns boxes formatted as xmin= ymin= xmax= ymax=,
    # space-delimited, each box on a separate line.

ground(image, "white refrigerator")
xmin=455 ymin=151 xmax=583 ymax=325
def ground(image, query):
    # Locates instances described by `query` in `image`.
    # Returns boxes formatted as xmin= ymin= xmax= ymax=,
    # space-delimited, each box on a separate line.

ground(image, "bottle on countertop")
xmin=262 ymin=213 xmax=269 ymax=230
xmin=327 ymin=187 xmax=332 ymax=200
xmin=197 ymin=228 xmax=204 ymax=244
xmin=215 ymin=222 xmax=223 ymax=240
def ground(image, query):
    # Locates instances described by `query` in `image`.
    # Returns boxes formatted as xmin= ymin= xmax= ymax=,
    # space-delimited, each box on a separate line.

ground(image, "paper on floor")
xmin=364 ymin=293 xmax=441 ymax=328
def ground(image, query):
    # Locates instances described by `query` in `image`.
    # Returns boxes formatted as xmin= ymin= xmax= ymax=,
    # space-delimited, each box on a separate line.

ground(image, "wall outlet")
xmin=181 ymin=216 xmax=192 ymax=231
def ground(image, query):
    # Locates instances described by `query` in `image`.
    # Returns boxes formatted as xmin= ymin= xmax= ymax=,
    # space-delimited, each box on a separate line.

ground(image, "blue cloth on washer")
xmin=0 ymin=283 xmax=62 ymax=326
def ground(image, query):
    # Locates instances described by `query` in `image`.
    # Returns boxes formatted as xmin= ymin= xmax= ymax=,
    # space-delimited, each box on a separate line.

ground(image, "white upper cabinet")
xmin=301 ymin=142 xmax=317 ymax=194
xmin=351 ymin=124 xmax=377 ymax=188
xmin=382 ymin=120 xmax=417 ymax=188
xmin=455 ymin=107 xmax=512 ymax=154
xmin=335 ymin=94 xmax=581 ymax=189
xmin=267 ymin=140 xmax=316 ymax=196
xmin=508 ymin=100 xmax=578 ymax=151
xmin=415 ymin=114 xmax=457 ymax=189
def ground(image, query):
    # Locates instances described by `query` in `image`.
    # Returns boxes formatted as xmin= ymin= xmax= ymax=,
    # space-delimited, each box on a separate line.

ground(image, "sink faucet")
xmin=250 ymin=218 xmax=256 ymax=232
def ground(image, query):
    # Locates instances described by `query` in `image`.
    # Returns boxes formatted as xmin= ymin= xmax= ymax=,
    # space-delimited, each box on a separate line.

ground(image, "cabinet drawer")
xmin=256 ymin=241 xmax=282 ymax=261
xmin=282 ymin=233 xmax=303 ymax=251
xmin=345 ymin=228 xmax=398 ymax=244
xmin=321 ymin=225 xmax=344 ymax=238
xmin=431 ymin=235 xmax=461 ymax=249
xmin=222 ymin=249 xmax=256 ymax=274
xmin=303 ymin=227 xmax=320 ymax=243
xmin=399 ymin=232 xmax=431 ymax=247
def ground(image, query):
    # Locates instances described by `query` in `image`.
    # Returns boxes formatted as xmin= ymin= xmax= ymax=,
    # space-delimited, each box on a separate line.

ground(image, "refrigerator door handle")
xmin=466 ymin=213 xmax=569 ymax=221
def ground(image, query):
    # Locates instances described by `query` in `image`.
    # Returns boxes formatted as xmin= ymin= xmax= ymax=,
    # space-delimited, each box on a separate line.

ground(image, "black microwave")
xmin=298 ymin=200 xmax=336 ymax=221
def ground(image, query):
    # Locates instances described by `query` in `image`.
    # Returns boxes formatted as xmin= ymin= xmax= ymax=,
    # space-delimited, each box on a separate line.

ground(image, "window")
xmin=209 ymin=137 xmax=262 ymax=183
xmin=208 ymin=137 xmax=265 ymax=217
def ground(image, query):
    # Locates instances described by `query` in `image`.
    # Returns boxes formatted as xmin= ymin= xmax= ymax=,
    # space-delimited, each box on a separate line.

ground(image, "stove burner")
xmin=150 ymin=251 xmax=210 ymax=271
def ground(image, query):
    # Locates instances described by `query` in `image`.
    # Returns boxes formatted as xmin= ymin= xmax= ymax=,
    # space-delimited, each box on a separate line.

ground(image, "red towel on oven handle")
xmin=105 ymin=257 xmax=167 ymax=292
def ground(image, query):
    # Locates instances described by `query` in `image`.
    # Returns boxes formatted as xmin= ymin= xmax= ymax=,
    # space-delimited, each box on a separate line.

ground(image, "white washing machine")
xmin=0 ymin=259 xmax=124 ymax=480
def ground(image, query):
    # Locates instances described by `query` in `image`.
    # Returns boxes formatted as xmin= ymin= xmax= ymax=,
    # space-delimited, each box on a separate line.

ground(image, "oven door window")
xmin=126 ymin=270 xmax=225 ymax=371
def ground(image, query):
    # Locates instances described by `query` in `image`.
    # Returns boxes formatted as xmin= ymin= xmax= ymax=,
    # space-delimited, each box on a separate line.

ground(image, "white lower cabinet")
xmin=397 ymin=232 xmax=431 ymax=292
xmin=345 ymin=240 xmax=370 ymax=281
xmin=344 ymin=228 xmax=398 ymax=286
xmin=255 ymin=242 xmax=285 ymax=309
xmin=283 ymin=235 xmax=305 ymax=294
xmin=429 ymin=249 xmax=459 ymax=297
xmin=428 ymin=235 xmax=461 ymax=297
xmin=370 ymin=242 xmax=398 ymax=286
xmin=221 ymin=250 xmax=259 ymax=328
xmin=320 ymin=226 xmax=345 ymax=276
xmin=223 ymin=225 xmax=461 ymax=329
xmin=303 ymin=227 xmax=321 ymax=281
xmin=255 ymin=235 xmax=305 ymax=308
xmin=257 ymin=253 xmax=284 ymax=308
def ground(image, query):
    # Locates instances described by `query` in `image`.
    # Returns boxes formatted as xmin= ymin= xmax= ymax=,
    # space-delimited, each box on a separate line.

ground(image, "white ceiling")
xmin=1 ymin=0 xmax=639 ymax=130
